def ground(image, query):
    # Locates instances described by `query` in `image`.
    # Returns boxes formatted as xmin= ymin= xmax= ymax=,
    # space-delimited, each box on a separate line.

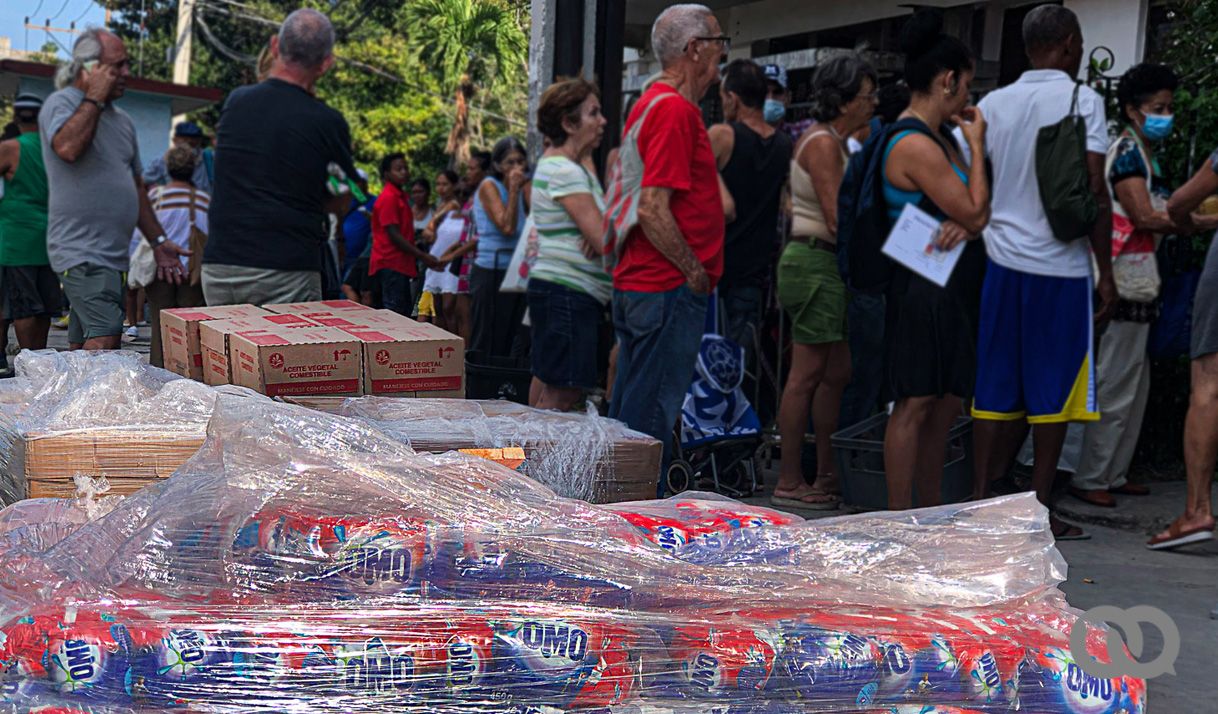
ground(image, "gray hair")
xmin=651 ymin=4 xmax=715 ymax=66
xmin=810 ymin=53 xmax=878 ymax=122
xmin=1022 ymin=4 xmax=1080 ymax=56
xmin=278 ymin=8 xmax=335 ymax=70
xmin=55 ymin=27 xmax=106 ymax=90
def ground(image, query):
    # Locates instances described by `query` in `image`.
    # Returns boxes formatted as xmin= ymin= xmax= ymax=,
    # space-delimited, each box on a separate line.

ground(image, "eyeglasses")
xmin=691 ymin=35 xmax=732 ymax=54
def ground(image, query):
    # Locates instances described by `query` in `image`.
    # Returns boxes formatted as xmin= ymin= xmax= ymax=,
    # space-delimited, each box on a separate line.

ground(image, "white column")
xmin=171 ymin=0 xmax=195 ymax=126
xmin=1065 ymin=0 xmax=1149 ymax=76
xmin=527 ymin=0 xmax=557 ymax=160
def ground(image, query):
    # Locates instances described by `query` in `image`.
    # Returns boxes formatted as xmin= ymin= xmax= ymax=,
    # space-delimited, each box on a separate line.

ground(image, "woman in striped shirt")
xmin=528 ymin=78 xmax=610 ymax=411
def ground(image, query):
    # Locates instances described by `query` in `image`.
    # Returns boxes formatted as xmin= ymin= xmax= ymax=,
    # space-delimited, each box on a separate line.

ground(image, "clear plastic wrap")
xmin=0 ymin=396 xmax=1144 ymax=712
xmin=337 ymin=397 xmax=663 ymax=502
xmin=0 ymin=351 xmax=264 ymax=504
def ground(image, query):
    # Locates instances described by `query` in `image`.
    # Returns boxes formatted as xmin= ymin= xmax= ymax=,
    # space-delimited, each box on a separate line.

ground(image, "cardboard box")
xmin=344 ymin=323 xmax=464 ymax=396
xmin=262 ymin=300 xmax=373 ymax=317
xmin=229 ymin=326 xmax=363 ymax=397
xmin=199 ymin=314 xmax=318 ymax=386
xmin=160 ymin=305 xmax=270 ymax=380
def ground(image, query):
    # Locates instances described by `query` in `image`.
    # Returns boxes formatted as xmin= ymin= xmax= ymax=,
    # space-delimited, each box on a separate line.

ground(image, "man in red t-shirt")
xmin=369 ymin=152 xmax=439 ymax=315
xmin=608 ymin=3 xmax=729 ymax=488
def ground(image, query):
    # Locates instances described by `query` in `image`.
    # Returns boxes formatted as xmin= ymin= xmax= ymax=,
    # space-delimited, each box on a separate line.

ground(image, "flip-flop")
xmin=1147 ymin=522 xmax=1215 ymax=551
xmin=1052 ymin=522 xmax=1090 ymax=541
xmin=1109 ymin=483 xmax=1150 ymax=496
xmin=770 ymin=492 xmax=840 ymax=511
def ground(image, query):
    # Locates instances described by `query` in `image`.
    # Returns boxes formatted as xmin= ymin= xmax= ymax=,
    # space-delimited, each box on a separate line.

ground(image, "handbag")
xmin=1098 ymin=131 xmax=1162 ymax=303
xmin=499 ymin=213 xmax=538 ymax=293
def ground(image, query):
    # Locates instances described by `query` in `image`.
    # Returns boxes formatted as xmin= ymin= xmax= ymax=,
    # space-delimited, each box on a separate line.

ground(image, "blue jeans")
xmin=378 ymin=269 xmax=415 ymax=317
xmin=839 ymin=290 xmax=886 ymax=427
xmin=609 ymin=286 xmax=708 ymax=489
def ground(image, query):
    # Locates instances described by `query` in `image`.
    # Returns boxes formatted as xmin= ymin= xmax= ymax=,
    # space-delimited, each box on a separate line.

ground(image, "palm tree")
xmin=406 ymin=0 xmax=528 ymax=166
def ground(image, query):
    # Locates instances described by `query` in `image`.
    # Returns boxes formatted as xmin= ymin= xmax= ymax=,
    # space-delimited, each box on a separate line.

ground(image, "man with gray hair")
xmin=203 ymin=8 xmax=357 ymax=305
xmin=39 ymin=28 xmax=186 ymax=350
xmin=608 ymin=4 xmax=729 ymax=490
xmin=968 ymin=3 xmax=1115 ymax=540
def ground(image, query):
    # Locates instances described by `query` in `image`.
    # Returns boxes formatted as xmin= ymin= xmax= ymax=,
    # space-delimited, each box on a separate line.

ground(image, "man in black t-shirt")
xmin=708 ymin=60 xmax=792 ymax=368
xmin=202 ymin=8 xmax=357 ymax=306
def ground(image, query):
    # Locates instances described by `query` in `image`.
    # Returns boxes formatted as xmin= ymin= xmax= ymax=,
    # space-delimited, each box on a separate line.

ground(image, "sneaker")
xmin=52 ymin=315 xmax=69 ymax=330
xmin=124 ymin=325 xmax=139 ymax=340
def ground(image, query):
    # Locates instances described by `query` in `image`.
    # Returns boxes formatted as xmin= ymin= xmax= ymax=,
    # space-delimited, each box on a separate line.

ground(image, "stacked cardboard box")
xmin=160 ymin=305 xmax=271 ymax=380
xmin=160 ymin=302 xmax=466 ymax=399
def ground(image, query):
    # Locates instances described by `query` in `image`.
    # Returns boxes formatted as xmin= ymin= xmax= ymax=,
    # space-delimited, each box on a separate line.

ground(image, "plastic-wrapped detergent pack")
xmin=0 ymin=396 xmax=1146 ymax=713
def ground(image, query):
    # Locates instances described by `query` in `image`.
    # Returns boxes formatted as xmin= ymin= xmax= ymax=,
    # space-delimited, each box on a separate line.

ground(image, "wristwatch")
xmin=82 ymin=97 xmax=105 ymax=110
xmin=154 ymin=235 xmax=167 ymax=246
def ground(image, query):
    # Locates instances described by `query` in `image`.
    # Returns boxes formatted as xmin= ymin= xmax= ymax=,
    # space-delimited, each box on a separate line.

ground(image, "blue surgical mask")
xmin=1142 ymin=113 xmax=1174 ymax=141
xmin=764 ymin=98 xmax=786 ymax=124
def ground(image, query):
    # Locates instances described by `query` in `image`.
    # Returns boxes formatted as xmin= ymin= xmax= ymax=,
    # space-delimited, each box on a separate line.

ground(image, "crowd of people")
xmin=0 ymin=4 xmax=1216 ymax=551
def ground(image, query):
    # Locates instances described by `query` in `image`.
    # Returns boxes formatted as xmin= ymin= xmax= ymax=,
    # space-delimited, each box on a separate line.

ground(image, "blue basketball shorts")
xmin=972 ymin=259 xmax=1099 ymax=424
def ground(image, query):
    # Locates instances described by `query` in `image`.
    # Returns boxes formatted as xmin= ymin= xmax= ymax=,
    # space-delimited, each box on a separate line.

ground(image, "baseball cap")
xmin=13 ymin=93 xmax=43 ymax=110
xmin=174 ymin=121 xmax=204 ymax=138
xmin=762 ymin=64 xmax=788 ymax=91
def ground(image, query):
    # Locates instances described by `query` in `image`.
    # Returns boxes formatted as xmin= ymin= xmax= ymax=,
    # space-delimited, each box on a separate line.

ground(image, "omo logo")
xmin=376 ymin=349 xmax=391 ymax=366
xmin=688 ymin=652 xmax=722 ymax=691
xmin=1064 ymin=663 xmax=1117 ymax=703
xmin=268 ymin=352 xmax=285 ymax=369
xmin=518 ymin=621 xmax=589 ymax=668
xmin=159 ymin=629 xmax=210 ymax=679
xmin=446 ymin=638 xmax=482 ymax=687
xmin=653 ymin=525 xmax=686 ymax=551
xmin=337 ymin=545 xmax=415 ymax=585
xmin=339 ymin=637 xmax=415 ymax=692
xmin=50 ymin=639 xmax=102 ymax=690
xmin=1069 ymin=605 xmax=1180 ymax=680
xmin=884 ymin=644 xmax=912 ymax=675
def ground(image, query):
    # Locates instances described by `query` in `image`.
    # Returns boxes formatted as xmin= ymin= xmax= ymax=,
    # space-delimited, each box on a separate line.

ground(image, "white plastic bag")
xmin=499 ymin=213 xmax=538 ymax=293
xmin=127 ymin=239 xmax=157 ymax=289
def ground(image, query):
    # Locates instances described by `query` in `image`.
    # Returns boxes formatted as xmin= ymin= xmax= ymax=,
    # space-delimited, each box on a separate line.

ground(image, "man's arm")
xmin=637 ymin=186 xmax=709 ymax=295
xmin=0 ymin=141 xmax=17 ymax=181
xmin=1086 ymin=151 xmax=1116 ymax=323
xmin=135 ymin=176 xmax=189 ymax=284
xmin=386 ymin=225 xmax=439 ymax=268
xmin=51 ymin=65 xmax=118 ymax=163
xmin=708 ymin=123 xmax=734 ymax=171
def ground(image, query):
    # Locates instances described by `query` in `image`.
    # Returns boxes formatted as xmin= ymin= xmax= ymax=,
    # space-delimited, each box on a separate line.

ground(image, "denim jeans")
xmin=609 ymin=286 xmax=708 ymax=491
xmin=378 ymin=269 xmax=415 ymax=317
xmin=839 ymin=290 xmax=886 ymax=427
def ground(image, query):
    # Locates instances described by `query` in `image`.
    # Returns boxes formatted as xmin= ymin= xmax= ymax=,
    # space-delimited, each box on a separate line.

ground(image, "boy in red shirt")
xmin=369 ymin=152 xmax=439 ymax=315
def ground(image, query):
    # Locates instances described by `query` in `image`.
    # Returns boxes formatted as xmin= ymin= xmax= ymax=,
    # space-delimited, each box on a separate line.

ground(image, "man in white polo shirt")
xmin=969 ymin=4 xmax=1115 ymax=541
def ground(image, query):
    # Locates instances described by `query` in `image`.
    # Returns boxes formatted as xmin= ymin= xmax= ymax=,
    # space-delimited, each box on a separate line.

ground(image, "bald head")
xmin=278 ymin=8 xmax=335 ymax=70
xmin=56 ymin=27 xmax=129 ymax=99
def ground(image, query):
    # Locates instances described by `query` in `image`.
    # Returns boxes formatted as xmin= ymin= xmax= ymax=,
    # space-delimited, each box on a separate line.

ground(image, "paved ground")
xmin=742 ymin=470 xmax=1217 ymax=710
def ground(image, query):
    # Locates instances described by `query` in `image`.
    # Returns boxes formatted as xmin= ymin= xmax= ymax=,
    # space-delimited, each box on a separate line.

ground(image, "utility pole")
xmin=172 ymin=0 xmax=195 ymax=123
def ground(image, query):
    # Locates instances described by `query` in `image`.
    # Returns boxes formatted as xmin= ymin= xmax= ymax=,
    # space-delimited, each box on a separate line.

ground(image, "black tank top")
xmin=720 ymin=121 xmax=793 ymax=290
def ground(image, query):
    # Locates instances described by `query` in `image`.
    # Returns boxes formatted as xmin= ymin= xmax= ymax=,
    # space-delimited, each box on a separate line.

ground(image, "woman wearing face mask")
xmin=880 ymin=11 xmax=990 ymax=510
xmin=1071 ymin=63 xmax=1215 ymax=508
xmin=772 ymin=54 xmax=877 ymax=510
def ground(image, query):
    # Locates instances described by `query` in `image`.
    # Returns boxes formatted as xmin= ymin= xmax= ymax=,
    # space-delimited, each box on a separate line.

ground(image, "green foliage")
xmin=98 ymin=0 xmax=528 ymax=181
xmin=1157 ymin=0 xmax=1218 ymax=184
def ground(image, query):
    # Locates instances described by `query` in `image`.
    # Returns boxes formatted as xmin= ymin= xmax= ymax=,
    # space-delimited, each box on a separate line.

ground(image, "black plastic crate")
xmin=831 ymin=411 xmax=974 ymax=510
xmin=464 ymin=350 xmax=531 ymax=403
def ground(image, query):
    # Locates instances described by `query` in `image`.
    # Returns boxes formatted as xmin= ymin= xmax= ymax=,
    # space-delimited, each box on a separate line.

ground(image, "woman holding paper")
xmin=880 ymin=10 xmax=990 ymax=510
xmin=772 ymin=54 xmax=878 ymax=510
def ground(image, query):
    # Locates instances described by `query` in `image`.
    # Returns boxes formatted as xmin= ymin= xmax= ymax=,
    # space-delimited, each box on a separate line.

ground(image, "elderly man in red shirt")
xmin=369 ymin=152 xmax=439 ymax=315
xmin=608 ymin=3 xmax=730 ymax=491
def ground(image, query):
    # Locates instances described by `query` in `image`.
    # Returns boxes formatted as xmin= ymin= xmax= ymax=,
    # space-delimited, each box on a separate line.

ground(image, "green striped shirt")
xmin=530 ymin=156 xmax=611 ymax=304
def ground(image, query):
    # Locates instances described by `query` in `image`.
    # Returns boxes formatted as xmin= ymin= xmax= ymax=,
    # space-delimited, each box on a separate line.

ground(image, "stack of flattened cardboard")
xmin=334 ymin=397 xmax=663 ymax=503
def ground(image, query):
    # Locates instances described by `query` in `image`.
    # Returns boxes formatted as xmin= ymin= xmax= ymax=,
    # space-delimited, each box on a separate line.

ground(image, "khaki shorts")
xmin=60 ymin=263 xmax=125 ymax=344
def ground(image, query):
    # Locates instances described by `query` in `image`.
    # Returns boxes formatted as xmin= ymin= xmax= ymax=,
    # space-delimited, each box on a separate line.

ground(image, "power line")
xmin=71 ymin=0 xmax=96 ymax=25
xmin=47 ymin=0 xmax=73 ymax=23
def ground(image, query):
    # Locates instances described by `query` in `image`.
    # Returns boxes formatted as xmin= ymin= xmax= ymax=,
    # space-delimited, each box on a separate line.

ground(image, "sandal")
xmin=1109 ymin=483 xmax=1150 ymax=496
xmin=1051 ymin=520 xmax=1090 ymax=541
xmin=770 ymin=485 xmax=840 ymax=511
xmin=1147 ymin=520 xmax=1215 ymax=551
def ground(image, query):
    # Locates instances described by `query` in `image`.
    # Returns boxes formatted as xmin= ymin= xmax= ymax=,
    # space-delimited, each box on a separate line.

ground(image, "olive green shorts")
xmin=776 ymin=241 xmax=848 ymax=345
